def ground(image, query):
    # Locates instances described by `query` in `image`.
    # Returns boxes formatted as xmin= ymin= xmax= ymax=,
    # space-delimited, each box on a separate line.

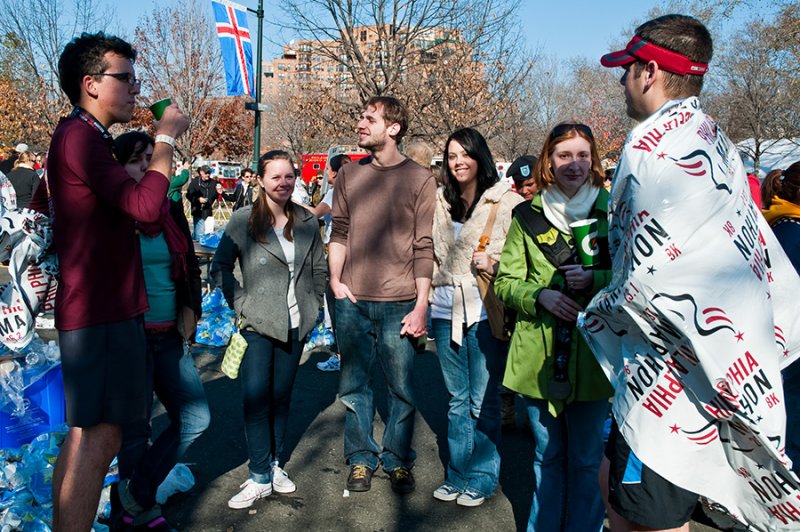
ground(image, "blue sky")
xmin=106 ymin=0 xmax=669 ymax=63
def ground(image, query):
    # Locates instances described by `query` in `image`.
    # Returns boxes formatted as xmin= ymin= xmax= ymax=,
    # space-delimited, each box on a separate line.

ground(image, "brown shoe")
xmin=346 ymin=464 xmax=374 ymax=492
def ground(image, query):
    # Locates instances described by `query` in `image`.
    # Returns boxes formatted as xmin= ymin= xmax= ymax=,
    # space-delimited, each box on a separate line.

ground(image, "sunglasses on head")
xmin=550 ymin=123 xmax=594 ymax=140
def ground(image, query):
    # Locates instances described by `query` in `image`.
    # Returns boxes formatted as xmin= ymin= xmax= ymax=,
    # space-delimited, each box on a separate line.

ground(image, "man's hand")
xmin=330 ymin=278 xmax=357 ymax=303
xmin=154 ymin=104 xmax=190 ymax=139
xmin=400 ymin=304 xmax=427 ymax=338
xmin=537 ymin=288 xmax=583 ymax=322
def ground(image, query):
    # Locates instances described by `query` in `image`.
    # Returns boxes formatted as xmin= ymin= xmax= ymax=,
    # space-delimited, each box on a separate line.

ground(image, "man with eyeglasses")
xmin=40 ymin=32 xmax=189 ymax=532
xmin=229 ymin=168 xmax=256 ymax=211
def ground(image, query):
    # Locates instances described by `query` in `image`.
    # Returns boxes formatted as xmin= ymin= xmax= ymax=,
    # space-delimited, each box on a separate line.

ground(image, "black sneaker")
xmin=346 ymin=464 xmax=374 ymax=492
xmin=389 ymin=467 xmax=415 ymax=494
xmin=121 ymin=506 xmax=175 ymax=532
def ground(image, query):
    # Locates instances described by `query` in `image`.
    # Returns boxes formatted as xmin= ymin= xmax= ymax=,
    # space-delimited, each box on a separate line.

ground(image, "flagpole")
xmin=248 ymin=0 xmax=264 ymax=171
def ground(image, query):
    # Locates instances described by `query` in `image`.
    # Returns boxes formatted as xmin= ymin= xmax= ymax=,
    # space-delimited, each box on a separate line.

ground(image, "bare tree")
xmin=763 ymin=4 xmax=800 ymax=139
xmin=133 ymin=0 xmax=226 ymax=159
xmin=0 ymin=0 xmax=115 ymax=147
xmin=199 ymin=97 xmax=254 ymax=162
xmin=274 ymin=0 xmax=531 ymax=142
xmin=709 ymin=19 xmax=793 ymax=170
xmin=568 ymin=60 xmax=631 ymax=158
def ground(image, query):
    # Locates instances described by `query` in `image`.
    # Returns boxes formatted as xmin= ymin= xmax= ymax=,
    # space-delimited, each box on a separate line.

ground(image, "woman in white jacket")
xmin=430 ymin=127 xmax=522 ymax=507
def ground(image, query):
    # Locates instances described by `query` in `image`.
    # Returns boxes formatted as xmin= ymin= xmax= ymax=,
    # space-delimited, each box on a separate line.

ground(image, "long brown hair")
xmin=248 ymin=150 xmax=296 ymax=243
xmin=762 ymin=161 xmax=800 ymax=209
xmin=533 ymin=122 xmax=604 ymax=191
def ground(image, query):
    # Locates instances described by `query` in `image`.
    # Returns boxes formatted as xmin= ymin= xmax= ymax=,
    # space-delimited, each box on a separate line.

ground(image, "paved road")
xmin=161 ymin=344 xmax=527 ymax=531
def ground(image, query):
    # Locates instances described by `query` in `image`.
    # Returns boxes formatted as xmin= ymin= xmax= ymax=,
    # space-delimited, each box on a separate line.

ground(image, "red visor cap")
xmin=600 ymin=36 xmax=708 ymax=76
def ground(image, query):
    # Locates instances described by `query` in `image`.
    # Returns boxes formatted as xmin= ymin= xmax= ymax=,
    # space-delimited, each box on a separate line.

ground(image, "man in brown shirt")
xmin=329 ymin=96 xmax=435 ymax=494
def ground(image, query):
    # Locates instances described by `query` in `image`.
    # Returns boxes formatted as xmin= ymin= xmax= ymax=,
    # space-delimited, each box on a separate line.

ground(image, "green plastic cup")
xmin=149 ymin=98 xmax=172 ymax=120
xmin=569 ymin=218 xmax=600 ymax=268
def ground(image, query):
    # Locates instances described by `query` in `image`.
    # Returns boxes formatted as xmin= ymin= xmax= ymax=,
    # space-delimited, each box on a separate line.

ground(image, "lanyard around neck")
xmin=70 ymin=107 xmax=114 ymax=145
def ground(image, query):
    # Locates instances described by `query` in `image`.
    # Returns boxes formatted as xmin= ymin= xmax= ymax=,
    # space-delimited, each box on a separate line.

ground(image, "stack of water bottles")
xmin=0 ymin=336 xmax=113 ymax=531
xmin=194 ymin=288 xmax=236 ymax=347
xmin=0 ymin=336 xmax=63 ymax=449
xmin=303 ymin=309 xmax=336 ymax=352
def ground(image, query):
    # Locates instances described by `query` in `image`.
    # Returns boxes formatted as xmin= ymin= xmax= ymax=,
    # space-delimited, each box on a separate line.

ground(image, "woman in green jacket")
xmin=495 ymin=122 xmax=612 ymax=532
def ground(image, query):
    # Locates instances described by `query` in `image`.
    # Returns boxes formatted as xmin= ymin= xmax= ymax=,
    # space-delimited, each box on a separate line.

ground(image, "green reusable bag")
xmin=221 ymin=332 xmax=248 ymax=379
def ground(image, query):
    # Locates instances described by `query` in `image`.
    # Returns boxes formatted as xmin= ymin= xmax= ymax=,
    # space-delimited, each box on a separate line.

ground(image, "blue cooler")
xmin=0 ymin=364 xmax=66 ymax=449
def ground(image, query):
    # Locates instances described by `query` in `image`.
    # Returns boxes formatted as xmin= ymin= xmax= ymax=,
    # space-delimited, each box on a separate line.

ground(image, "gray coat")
xmin=211 ymin=202 xmax=326 ymax=342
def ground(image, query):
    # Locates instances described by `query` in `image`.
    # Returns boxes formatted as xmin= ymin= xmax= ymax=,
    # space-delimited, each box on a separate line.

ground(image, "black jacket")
xmin=169 ymin=198 xmax=203 ymax=318
xmin=186 ymin=176 xmax=217 ymax=219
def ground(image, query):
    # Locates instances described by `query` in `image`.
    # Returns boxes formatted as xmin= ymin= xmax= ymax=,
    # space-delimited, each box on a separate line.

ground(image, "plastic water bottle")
xmin=24 ymin=348 xmax=45 ymax=368
xmin=44 ymin=340 xmax=60 ymax=363
xmin=22 ymin=336 xmax=49 ymax=368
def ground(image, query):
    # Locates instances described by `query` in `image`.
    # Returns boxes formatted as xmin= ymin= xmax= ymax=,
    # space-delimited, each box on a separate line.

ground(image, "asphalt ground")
xmin=0 ymin=263 xmax=720 ymax=531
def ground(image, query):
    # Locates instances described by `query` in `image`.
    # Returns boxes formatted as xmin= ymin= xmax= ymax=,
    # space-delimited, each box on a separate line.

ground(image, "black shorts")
xmin=59 ymin=318 xmax=148 ymax=427
xmin=606 ymin=420 xmax=698 ymax=529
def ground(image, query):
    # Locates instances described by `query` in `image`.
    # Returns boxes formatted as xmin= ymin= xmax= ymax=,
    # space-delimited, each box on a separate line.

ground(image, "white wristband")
xmin=155 ymin=134 xmax=176 ymax=149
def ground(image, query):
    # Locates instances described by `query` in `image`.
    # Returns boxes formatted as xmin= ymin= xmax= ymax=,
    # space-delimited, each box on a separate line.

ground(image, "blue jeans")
xmin=119 ymin=330 xmax=210 ymax=509
xmin=240 ymin=329 xmax=302 ymax=483
xmin=336 ymin=298 xmax=417 ymax=471
xmin=524 ymin=397 xmax=609 ymax=532
xmin=783 ymin=361 xmax=800 ymax=472
xmin=193 ymin=218 xmax=205 ymax=240
xmin=432 ymin=318 xmax=504 ymax=497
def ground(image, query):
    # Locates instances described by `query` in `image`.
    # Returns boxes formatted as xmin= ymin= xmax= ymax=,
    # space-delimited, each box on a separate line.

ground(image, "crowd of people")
xmin=4 ymin=11 xmax=800 ymax=532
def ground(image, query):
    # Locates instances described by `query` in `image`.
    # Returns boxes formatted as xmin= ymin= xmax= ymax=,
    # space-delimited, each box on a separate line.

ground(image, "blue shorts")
xmin=59 ymin=317 xmax=148 ymax=427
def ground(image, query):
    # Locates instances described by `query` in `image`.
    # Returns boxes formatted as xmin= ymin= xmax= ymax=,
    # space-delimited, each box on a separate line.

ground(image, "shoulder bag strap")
xmin=476 ymin=202 xmax=500 ymax=252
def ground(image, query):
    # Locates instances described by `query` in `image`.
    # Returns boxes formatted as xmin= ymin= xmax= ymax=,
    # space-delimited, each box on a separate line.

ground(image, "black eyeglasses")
xmin=90 ymin=72 xmax=142 ymax=88
xmin=550 ymin=123 xmax=594 ymax=140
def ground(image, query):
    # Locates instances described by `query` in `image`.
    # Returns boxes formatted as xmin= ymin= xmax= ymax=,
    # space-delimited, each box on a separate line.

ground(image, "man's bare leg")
xmin=600 ymin=456 xmax=629 ymax=531
xmin=52 ymin=424 xmax=121 ymax=532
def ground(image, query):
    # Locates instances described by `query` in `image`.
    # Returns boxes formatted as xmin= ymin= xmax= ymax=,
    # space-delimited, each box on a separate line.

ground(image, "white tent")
xmin=736 ymin=137 xmax=800 ymax=177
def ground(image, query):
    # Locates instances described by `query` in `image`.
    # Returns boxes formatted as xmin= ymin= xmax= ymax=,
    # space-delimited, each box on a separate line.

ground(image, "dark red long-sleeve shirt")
xmin=46 ymin=116 xmax=169 ymax=330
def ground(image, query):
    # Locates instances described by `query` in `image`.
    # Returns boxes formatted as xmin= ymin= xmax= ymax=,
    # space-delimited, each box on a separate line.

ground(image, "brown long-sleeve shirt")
xmin=330 ymin=156 xmax=435 ymax=301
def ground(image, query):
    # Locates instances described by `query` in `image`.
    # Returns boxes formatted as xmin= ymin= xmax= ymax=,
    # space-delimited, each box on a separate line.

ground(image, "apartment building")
xmin=261 ymin=25 xmax=463 ymax=99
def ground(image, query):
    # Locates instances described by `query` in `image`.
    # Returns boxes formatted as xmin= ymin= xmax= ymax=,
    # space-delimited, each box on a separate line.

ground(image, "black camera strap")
xmin=512 ymin=201 xmax=576 ymax=399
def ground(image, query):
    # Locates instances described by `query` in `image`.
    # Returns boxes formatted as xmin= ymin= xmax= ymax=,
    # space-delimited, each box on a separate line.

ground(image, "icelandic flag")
xmin=211 ymin=0 xmax=254 ymax=96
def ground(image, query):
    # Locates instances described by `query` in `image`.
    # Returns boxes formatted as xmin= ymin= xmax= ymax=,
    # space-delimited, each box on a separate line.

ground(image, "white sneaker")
xmin=456 ymin=488 xmax=485 ymax=507
xmin=228 ymin=479 xmax=272 ymax=509
xmin=272 ymin=465 xmax=297 ymax=493
xmin=433 ymin=483 xmax=461 ymax=501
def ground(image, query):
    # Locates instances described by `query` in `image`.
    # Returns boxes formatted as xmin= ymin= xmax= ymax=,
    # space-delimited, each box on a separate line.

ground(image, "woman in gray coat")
xmin=211 ymin=150 xmax=326 ymax=509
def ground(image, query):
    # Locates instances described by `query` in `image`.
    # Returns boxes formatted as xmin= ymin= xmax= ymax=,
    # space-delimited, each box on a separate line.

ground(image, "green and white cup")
xmin=149 ymin=98 xmax=172 ymax=120
xmin=569 ymin=218 xmax=600 ymax=268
